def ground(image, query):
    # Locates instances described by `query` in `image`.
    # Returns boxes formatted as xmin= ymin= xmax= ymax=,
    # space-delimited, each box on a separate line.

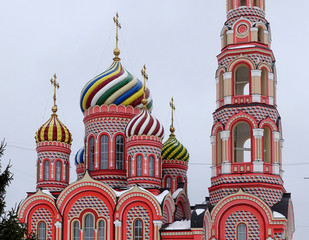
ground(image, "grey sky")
xmin=1 ymin=0 xmax=308 ymax=239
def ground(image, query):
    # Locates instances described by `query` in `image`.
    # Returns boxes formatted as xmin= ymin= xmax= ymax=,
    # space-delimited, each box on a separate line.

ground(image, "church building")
xmin=18 ymin=1 xmax=295 ymax=239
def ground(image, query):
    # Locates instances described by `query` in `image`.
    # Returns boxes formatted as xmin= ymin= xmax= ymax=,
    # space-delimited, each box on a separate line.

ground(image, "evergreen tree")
xmin=0 ymin=140 xmax=36 ymax=240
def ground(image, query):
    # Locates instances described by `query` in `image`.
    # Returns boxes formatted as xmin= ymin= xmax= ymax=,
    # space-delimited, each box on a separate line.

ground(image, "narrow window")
xmin=237 ymin=223 xmax=247 ymax=240
xmin=228 ymin=0 xmax=233 ymax=10
xmin=128 ymin=156 xmax=132 ymax=177
xmin=44 ymin=161 xmax=49 ymax=181
xmin=98 ymin=220 xmax=105 ymax=240
xmin=223 ymin=31 xmax=228 ymax=48
xmin=220 ymin=73 xmax=224 ymax=99
xmin=258 ymin=27 xmax=264 ymax=43
xmin=136 ymin=155 xmax=142 ymax=176
xmin=217 ymin=130 xmax=222 ymax=165
xmin=38 ymin=222 xmax=46 ymax=240
xmin=233 ymin=122 xmax=251 ymax=163
xmin=89 ymin=137 xmax=95 ymax=170
xmin=116 ymin=135 xmax=124 ymax=170
xmin=240 ymin=0 xmax=246 ymax=6
xmin=261 ymin=69 xmax=268 ymax=96
xmin=166 ymin=177 xmax=171 ymax=189
xmin=66 ymin=163 xmax=70 ymax=183
xmin=84 ymin=214 xmax=94 ymax=240
xmin=100 ymin=135 xmax=108 ymax=169
xmin=263 ymin=127 xmax=271 ymax=163
xmin=56 ymin=161 xmax=61 ymax=181
xmin=37 ymin=163 xmax=40 ymax=182
xmin=235 ymin=65 xmax=250 ymax=96
xmin=149 ymin=156 xmax=154 ymax=177
xmin=73 ymin=221 xmax=80 ymax=240
xmin=254 ymin=0 xmax=260 ymax=7
xmin=134 ymin=219 xmax=143 ymax=240
xmin=176 ymin=177 xmax=182 ymax=188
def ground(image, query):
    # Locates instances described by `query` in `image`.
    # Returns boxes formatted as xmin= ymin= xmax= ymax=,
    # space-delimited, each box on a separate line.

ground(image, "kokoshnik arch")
xmin=18 ymin=1 xmax=295 ymax=240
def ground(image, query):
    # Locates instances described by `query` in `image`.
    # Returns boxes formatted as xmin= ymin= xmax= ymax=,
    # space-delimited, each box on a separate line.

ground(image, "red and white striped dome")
xmin=125 ymin=109 xmax=164 ymax=138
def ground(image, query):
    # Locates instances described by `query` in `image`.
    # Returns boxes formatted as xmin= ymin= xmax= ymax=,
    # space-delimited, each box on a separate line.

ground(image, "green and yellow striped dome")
xmin=161 ymin=134 xmax=189 ymax=162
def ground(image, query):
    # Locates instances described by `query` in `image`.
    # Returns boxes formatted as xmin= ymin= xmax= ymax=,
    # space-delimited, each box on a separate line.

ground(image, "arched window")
xmin=254 ymin=0 xmax=260 ymax=7
xmin=56 ymin=161 xmax=61 ymax=181
xmin=128 ymin=156 xmax=132 ymax=177
xmin=73 ymin=221 xmax=80 ymax=240
xmin=258 ymin=27 xmax=264 ymax=43
xmin=98 ymin=220 xmax=105 ymax=240
xmin=115 ymin=135 xmax=124 ymax=170
xmin=228 ymin=0 xmax=233 ymax=10
xmin=166 ymin=177 xmax=171 ymax=189
xmin=136 ymin=155 xmax=142 ymax=176
xmin=240 ymin=0 xmax=246 ymax=6
xmin=134 ymin=219 xmax=143 ymax=240
xmin=235 ymin=65 xmax=250 ymax=96
xmin=38 ymin=222 xmax=46 ymax=240
xmin=261 ymin=69 xmax=268 ymax=96
xmin=220 ymin=73 xmax=224 ymax=99
xmin=237 ymin=223 xmax=247 ymax=240
xmin=84 ymin=214 xmax=94 ymax=240
xmin=66 ymin=163 xmax=70 ymax=183
xmin=149 ymin=156 xmax=154 ymax=177
xmin=263 ymin=127 xmax=271 ymax=163
xmin=89 ymin=137 xmax=95 ymax=170
xmin=217 ymin=130 xmax=222 ymax=165
xmin=176 ymin=177 xmax=182 ymax=188
xmin=233 ymin=122 xmax=251 ymax=163
xmin=44 ymin=161 xmax=49 ymax=181
xmin=100 ymin=135 xmax=108 ymax=169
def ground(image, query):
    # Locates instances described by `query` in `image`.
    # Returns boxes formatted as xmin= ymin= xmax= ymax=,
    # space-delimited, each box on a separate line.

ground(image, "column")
xmin=220 ymin=131 xmax=231 ymax=174
xmin=153 ymin=220 xmax=163 ymax=240
xmin=251 ymin=27 xmax=258 ymax=41
xmin=272 ymin=131 xmax=280 ymax=175
xmin=114 ymin=220 xmax=122 ymax=240
xmin=210 ymin=136 xmax=216 ymax=177
xmin=268 ymin=73 xmax=274 ymax=105
xmin=251 ymin=70 xmax=262 ymax=102
xmin=54 ymin=221 xmax=62 ymax=240
xmin=223 ymin=72 xmax=232 ymax=104
xmin=226 ymin=30 xmax=234 ymax=45
xmin=253 ymin=129 xmax=264 ymax=173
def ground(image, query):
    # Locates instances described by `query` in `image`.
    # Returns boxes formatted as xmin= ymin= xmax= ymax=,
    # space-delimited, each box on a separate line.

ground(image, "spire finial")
xmin=113 ymin=12 xmax=121 ymax=62
xmin=141 ymin=65 xmax=148 ymax=109
xmin=50 ymin=73 xmax=59 ymax=114
xmin=169 ymin=97 xmax=176 ymax=135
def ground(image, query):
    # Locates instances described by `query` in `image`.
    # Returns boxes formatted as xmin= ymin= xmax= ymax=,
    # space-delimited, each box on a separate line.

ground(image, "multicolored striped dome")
xmin=35 ymin=113 xmax=72 ymax=145
xmin=80 ymin=61 xmax=153 ymax=113
xmin=161 ymin=134 xmax=189 ymax=162
xmin=75 ymin=147 xmax=84 ymax=165
xmin=125 ymin=109 xmax=164 ymax=138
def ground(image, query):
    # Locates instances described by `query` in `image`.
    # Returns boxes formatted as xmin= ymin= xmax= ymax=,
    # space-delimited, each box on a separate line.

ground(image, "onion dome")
xmin=161 ymin=134 xmax=189 ymax=162
xmin=80 ymin=61 xmax=153 ymax=113
xmin=35 ymin=107 xmax=72 ymax=145
xmin=125 ymin=109 xmax=164 ymax=138
xmin=75 ymin=147 xmax=85 ymax=165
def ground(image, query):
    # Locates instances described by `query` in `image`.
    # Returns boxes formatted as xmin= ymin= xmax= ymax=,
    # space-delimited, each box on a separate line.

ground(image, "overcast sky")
xmin=1 ymin=0 xmax=308 ymax=239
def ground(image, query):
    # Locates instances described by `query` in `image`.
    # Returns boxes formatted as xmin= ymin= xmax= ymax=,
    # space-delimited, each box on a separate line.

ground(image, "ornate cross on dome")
xmin=113 ymin=12 xmax=121 ymax=61
xmin=141 ymin=65 xmax=148 ymax=109
xmin=50 ymin=73 xmax=59 ymax=113
xmin=170 ymin=97 xmax=176 ymax=135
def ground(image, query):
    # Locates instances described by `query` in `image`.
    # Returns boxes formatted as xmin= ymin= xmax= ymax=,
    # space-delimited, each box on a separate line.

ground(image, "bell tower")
xmin=205 ymin=1 xmax=295 ymax=239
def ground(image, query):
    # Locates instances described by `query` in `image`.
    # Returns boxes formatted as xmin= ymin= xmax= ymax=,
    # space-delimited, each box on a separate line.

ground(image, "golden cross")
xmin=141 ymin=65 xmax=148 ymax=108
xmin=50 ymin=73 xmax=59 ymax=113
xmin=170 ymin=97 xmax=176 ymax=134
xmin=113 ymin=12 xmax=121 ymax=49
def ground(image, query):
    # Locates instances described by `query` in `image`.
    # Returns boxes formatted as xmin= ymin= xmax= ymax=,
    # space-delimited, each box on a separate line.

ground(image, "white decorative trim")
xmin=222 ymin=162 xmax=231 ymax=174
xmin=253 ymin=160 xmax=264 ymax=173
xmin=264 ymin=30 xmax=269 ymax=34
xmin=54 ymin=221 xmax=62 ymax=229
xmin=211 ymin=166 xmax=217 ymax=178
xmin=253 ymin=128 xmax=264 ymax=139
xmin=223 ymin=72 xmax=232 ymax=80
xmin=252 ymin=94 xmax=261 ymax=103
xmin=268 ymin=73 xmax=274 ymax=80
xmin=210 ymin=136 xmax=216 ymax=145
xmin=226 ymin=30 xmax=234 ymax=36
xmin=216 ymin=101 xmax=219 ymax=109
xmin=273 ymin=163 xmax=280 ymax=175
xmin=251 ymin=27 xmax=258 ymax=32
xmin=273 ymin=132 xmax=280 ymax=141
xmin=280 ymin=139 xmax=284 ymax=149
xmin=220 ymin=131 xmax=230 ymax=141
xmin=216 ymin=77 xmax=219 ymax=84
xmin=269 ymin=97 xmax=274 ymax=105
xmin=153 ymin=220 xmax=163 ymax=228
xmin=114 ymin=220 xmax=122 ymax=227
xmin=251 ymin=69 xmax=262 ymax=77
xmin=224 ymin=96 xmax=232 ymax=105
